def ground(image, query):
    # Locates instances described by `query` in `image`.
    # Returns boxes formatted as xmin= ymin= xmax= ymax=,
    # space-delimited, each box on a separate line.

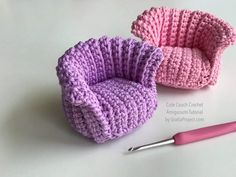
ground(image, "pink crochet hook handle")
xmin=128 ymin=121 xmax=236 ymax=152
xmin=173 ymin=121 xmax=236 ymax=145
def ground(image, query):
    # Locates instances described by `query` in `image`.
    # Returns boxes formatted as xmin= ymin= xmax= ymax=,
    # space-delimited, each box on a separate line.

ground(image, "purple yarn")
xmin=56 ymin=36 xmax=163 ymax=143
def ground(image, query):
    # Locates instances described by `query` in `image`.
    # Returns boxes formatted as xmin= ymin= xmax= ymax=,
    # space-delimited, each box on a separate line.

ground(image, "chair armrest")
xmin=196 ymin=15 xmax=236 ymax=59
xmin=136 ymin=44 xmax=164 ymax=88
xmin=131 ymin=7 xmax=161 ymax=46
xmin=56 ymin=53 xmax=96 ymax=106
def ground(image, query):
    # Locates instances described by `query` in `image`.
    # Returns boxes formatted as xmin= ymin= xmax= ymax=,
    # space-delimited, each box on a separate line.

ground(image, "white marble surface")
xmin=1 ymin=0 xmax=236 ymax=177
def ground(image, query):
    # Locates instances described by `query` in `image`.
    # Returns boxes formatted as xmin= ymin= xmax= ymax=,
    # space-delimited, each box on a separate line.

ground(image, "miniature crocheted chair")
xmin=131 ymin=7 xmax=236 ymax=89
xmin=56 ymin=36 xmax=163 ymax=143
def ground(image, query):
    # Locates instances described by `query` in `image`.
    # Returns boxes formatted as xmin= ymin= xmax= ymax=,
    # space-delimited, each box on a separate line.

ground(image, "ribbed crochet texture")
xmin=132 ymin=7 xmax=236 ymax=89
xmin=56 ymin=36 xmax=163 ymax=143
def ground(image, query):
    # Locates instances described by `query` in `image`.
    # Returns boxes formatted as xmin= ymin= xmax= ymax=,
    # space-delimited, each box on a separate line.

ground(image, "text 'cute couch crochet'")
xmin=132 ymin=7 xmax=236 ymax=89
xmin=56 ymin=36 xmax=163 ymax=143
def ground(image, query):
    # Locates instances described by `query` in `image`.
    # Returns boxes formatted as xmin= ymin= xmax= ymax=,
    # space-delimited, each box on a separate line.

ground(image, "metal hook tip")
xmin=128 ymin=147 xmax=134 ymax=152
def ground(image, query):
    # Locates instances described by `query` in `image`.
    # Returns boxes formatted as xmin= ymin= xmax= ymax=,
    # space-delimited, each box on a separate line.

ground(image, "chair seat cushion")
xmin=90 ymin=78 xmax=157 ymax=138
xmin=156 ymin=46 xmax=211 ymax=89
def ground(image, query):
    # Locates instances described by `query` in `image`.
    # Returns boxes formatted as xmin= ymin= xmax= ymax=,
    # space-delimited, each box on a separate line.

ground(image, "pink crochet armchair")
xmin=132 ymin=7 xmax=236 ymax=89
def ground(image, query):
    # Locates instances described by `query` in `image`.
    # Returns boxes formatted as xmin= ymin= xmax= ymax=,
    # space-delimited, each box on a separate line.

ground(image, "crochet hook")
xmin=128 ymin=121 xmax=236 ymax=152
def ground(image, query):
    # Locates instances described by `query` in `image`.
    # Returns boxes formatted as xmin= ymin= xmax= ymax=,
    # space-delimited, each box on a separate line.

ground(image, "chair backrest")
xmin=61 ymin=36 xmax=163 ymax=87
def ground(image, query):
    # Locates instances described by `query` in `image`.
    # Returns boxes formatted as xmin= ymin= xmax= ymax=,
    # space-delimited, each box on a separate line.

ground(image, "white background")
xmin=1 ymin=0 xmax=236 ymax=177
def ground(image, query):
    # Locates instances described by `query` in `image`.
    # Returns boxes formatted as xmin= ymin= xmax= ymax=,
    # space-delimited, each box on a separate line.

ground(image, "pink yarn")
xmin=132 ymin=7 xmax=236 ymax=89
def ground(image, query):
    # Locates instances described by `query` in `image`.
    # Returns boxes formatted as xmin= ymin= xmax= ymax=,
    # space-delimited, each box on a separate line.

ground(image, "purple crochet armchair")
xmin=56 ymin=36 xmax=163 ymax=143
